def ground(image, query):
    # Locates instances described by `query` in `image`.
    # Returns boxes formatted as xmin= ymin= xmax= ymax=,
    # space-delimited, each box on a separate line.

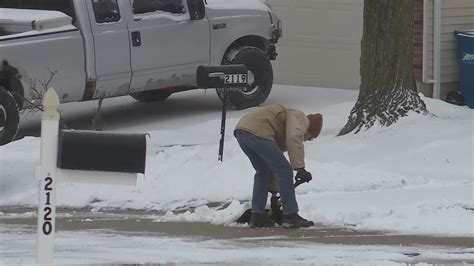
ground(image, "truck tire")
xmin=0 ymin=87 xmax=20 ymax=145
xmin=218 ymin=46 xmax=273 ymax=110
xmin=131 ymin=90 xmax=172 ymax=102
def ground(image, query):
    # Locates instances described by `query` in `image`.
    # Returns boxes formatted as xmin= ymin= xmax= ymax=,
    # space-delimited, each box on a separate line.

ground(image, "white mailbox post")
xmin=36 ymin=88 xmax=60 ymax=265
xmin=35 ymin=88 xmax=147 ymax=264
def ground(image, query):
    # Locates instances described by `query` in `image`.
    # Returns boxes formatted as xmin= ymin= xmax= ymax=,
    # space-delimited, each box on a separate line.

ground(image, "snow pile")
xmin=0 ymin=85 xmax=472 ymax=236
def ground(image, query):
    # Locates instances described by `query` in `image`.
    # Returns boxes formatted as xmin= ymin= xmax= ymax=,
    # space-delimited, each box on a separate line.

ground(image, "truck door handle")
xmin=131 ymin=31 xmax=141 ymax=47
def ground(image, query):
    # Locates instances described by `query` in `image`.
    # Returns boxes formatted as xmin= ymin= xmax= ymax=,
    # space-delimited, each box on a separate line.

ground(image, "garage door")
xmin=270 ymin=0 xmax=364 ymax=89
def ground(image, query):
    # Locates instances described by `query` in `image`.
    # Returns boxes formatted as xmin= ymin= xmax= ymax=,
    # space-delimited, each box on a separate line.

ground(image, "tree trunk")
xmin=339 ymin=0 xmax=428 ymax=136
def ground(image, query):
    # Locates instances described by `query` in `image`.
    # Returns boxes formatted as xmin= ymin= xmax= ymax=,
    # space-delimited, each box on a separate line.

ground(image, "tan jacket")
xmin=235 ymin=105 xmax=309 ymax=169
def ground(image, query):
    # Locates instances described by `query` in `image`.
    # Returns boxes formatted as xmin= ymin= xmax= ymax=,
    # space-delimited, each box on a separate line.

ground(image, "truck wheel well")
xmin=224 ymin=36 xmax=269 ymax=59
xmin=0 ymin=61 xmax=24 ymax=109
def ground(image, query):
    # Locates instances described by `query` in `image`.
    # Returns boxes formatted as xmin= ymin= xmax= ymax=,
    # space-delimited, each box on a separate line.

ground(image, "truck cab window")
xmin=92 ymin=0 xmax=121 ymax=24
xmin=132 ymin=0 xmax=185 ymax=15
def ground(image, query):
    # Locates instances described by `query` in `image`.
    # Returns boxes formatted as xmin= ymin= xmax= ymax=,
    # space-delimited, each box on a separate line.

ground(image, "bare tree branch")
xmin=20 ymin=70 xmax=58 ymax=116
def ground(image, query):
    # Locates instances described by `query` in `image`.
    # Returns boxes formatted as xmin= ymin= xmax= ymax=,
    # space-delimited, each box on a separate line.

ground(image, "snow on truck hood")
xmin=206 ymin=0 xmax=271 ymax=11
xmin=0 ymin=8 xmax=72 ymax=33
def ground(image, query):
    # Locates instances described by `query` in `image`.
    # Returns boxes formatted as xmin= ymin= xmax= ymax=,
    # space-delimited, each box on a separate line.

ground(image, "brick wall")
xmin=413 ymin=0 xmax=424 ymax=82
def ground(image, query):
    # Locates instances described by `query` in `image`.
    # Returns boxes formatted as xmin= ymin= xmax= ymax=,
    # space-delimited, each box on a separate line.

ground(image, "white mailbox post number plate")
xmin=41 ymin=176 xmax=54 ymax=236
xmin=224 ymin=74 xmax=247 ymax=84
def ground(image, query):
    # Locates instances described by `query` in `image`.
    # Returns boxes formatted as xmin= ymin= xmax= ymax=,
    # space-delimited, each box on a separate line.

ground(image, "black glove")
xmin=295 ymin=168 xmax=312 ymax=187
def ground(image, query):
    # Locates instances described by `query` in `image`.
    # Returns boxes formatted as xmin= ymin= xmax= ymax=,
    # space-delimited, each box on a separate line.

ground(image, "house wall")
xmin=414 ymin=0 xmax=424 ymax=83
xmin=422 ymin=0 xmax=474 ymax=99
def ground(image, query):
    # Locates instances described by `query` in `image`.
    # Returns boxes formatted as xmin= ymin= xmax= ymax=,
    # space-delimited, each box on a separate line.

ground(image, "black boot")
xmin=282 ymin=213 xmax=314 ymax=228
xmin=270 ymin=196 xmax=283 ymax=225
xmin=250 ymin=213 xmax=276 ymax=228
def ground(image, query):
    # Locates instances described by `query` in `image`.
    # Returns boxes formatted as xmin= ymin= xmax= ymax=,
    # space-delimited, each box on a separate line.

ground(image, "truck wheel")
xmin=131 ymin=90 xmax=172 ymax=102
xmin=0 ymin=87 xmax=20 ymax=145
xmin=218 ymin=46 xmax=273 ymax=110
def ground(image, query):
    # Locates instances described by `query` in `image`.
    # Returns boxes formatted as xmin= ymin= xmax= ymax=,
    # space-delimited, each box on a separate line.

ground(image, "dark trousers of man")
xmin=235 ymin=130 xmax=299 ymax=214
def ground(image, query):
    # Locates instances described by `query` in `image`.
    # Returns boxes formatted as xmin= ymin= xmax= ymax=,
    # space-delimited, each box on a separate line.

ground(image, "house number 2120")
xmin=42 ymin=176 xmax=53 ymax=235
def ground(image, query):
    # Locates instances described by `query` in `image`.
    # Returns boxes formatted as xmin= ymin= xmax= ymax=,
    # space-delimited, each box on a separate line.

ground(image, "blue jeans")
xmin=235 ymin=130 xmax=299 ymax=215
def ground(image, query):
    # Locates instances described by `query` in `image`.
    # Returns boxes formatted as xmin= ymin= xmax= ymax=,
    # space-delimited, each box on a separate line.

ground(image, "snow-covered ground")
xmin=0 ymin=84 xmax=473 ymax=264
xmin=1 ymin=224 xmax=472 ymax=265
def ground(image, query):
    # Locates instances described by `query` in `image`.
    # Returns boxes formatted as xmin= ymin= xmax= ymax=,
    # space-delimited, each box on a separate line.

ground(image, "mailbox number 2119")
xmin=224 ymin=74 xmax=247 ymax=85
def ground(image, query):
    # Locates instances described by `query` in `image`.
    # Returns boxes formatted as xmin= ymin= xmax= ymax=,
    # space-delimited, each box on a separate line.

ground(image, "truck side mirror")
xmin=187 ymin=0 xmax=206 ymax=20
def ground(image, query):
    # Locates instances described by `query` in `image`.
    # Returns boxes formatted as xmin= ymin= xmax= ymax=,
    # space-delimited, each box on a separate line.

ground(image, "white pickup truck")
xmin=0 ymin=0 xmax=282 ymax=145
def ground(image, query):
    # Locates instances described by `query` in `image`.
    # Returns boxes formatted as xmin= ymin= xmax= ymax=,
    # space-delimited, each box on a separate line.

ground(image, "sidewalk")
xmin=0 ymin=208 xmax=473 ymax=265
xmin=0 ymin=207 xmax=472 ymax=248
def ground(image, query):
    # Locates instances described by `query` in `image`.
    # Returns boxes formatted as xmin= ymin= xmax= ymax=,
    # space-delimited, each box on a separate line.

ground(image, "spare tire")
xmin=218 ymin=46 xmax=273 ymax=110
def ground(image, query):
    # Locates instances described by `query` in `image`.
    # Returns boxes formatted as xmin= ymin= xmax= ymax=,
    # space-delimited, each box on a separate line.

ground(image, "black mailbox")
xmin=197 ymin=65 xmax=249 ymax=89
xmin=58 ymin=130 xmax=146 ymax=174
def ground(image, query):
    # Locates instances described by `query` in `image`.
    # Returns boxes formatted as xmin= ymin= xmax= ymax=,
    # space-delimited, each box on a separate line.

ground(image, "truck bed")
xmin=0 ymin=8 xmax=72 ymax=34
